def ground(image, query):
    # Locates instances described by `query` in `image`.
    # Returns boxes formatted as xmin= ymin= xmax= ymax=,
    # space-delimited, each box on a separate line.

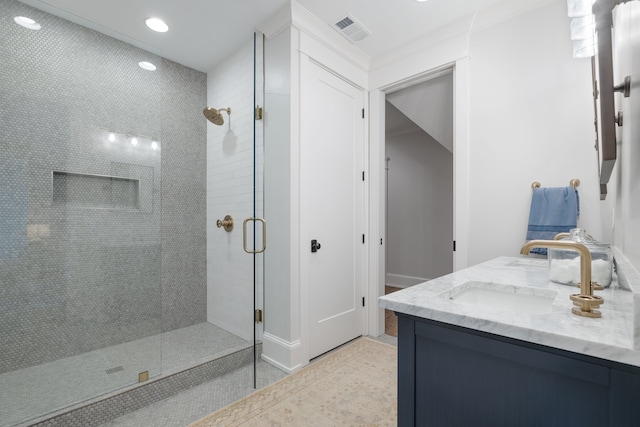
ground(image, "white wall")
xmin=612 ymin=2 xmax=640 ymax=270
xmin=264 ymin=28 xmax=292 ymax=341
xmin=206 ymin=36 xmax=263 ymax=342
xmin=262 ymin=27 xmax=304 ymax=372
xmin=466 ymin=0 xmax=604 ymax=266
xmin=370 ymin=0 xmax=605 ymax=272
xmin=386 ymin=128 xmax=453 ymax=283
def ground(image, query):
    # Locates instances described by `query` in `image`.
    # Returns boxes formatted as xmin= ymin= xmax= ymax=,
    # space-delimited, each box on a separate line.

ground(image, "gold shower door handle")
xmin=242 ymin=217 xmax=266 ymax=254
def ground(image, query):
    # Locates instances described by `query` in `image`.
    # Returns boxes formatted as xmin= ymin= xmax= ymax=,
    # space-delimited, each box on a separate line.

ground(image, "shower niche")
xmin=52 ymin=171 xmax=141 ymax=210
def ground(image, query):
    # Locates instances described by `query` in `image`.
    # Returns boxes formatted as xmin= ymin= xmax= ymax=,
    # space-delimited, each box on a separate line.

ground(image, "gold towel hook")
xmin=531 ymin=181 xmax=541 ymax=190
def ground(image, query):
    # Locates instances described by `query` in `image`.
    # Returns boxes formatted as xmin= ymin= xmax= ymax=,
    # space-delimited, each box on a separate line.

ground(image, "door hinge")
xmin=362 ymin=171 xmax=365 ymax=181
xmin=362 ymin=234 xmax=365 ymax=244
xmin=453 ymin=240 xmax=456 ymax=252
xmin=362 ymin=108 xmax=365 ymax=119
xmin=362 ymin=297 xmax=365 ymax=307
xmin=255 ymin=309 xmax=263 ymax=323
xmin=255 ymin=106 xmax=263 ymax=120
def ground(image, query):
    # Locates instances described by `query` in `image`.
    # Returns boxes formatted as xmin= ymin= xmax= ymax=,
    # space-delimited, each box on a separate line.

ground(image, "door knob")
xmin=311 ymin=239 xmax=321 ymax=253
xmin=216 ymin=215 xmax=234 ymax=232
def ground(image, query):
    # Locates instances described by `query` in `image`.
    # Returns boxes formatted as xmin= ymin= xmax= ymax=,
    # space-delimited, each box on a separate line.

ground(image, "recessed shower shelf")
xmin=52 ymin=171 xmax=140 ymax=210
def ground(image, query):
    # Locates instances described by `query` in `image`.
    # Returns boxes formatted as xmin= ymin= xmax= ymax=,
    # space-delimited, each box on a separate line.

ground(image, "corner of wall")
xmin=262 ymin=332 xmax=305 ymax=373
xmin=257 ymin=2 xmax=292 ymax=40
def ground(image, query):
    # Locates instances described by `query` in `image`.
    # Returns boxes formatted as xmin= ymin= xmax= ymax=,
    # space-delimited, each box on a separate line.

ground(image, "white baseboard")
xmin=386 ymin=273 xmax=429 ymax=288
xmin=262 ymin=332 xmax=303 ymax=374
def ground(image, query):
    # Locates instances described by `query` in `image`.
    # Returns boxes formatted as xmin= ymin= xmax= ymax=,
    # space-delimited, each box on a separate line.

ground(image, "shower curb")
xmin=24 ymin=344 xmax=260 ymax=427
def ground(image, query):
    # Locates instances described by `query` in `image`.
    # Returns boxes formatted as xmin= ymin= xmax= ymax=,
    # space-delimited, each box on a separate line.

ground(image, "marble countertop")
xmin=379 ymin=256 xmax=640 ymax=368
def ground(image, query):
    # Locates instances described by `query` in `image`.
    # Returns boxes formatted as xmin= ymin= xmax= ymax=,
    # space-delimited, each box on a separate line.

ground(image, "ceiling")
xmin=20 ymin=0 xmax=519 ymax=73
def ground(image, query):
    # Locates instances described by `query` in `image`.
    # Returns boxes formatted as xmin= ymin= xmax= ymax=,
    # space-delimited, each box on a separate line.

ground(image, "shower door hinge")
xmin=255 ymin=106 xmax=263 ymax=121
xmin=255 ymin=309 xmax=263 ymax=323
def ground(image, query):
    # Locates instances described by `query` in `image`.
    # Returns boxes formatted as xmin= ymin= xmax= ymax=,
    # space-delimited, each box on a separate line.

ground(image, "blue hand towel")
xmin=525 ymin=186 xmax=579 ymax=255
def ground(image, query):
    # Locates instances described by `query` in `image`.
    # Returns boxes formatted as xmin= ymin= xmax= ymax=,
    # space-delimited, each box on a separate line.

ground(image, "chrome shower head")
xmin=203 ymin=107 xmax=231 ymax=126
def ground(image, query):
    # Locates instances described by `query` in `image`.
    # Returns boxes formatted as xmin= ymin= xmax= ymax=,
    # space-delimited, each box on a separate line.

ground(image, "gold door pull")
xmin=243 ymin=217 xmax=266 ymax=254
xmin=216 ymin=215 xmax=234 ymax=232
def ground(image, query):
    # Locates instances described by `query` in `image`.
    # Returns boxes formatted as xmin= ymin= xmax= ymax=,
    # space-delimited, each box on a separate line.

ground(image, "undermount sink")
xmin=441 ymin=281 xmax=558 ymax=314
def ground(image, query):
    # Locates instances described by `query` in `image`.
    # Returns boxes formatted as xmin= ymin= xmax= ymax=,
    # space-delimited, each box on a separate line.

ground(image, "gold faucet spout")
xmin=520 ymin=240 xmax=592 ymax=295
xmin=520 ymin=239 xmax=603 ymax=318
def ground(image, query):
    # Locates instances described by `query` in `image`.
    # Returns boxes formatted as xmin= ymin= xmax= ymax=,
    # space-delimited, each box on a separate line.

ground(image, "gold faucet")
xmin=520 ymin=240 xmax=604 ymax=318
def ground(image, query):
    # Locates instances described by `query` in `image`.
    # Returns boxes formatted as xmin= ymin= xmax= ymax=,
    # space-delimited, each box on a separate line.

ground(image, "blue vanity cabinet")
xmin=397 ymin=313 xmax=640 ymax=427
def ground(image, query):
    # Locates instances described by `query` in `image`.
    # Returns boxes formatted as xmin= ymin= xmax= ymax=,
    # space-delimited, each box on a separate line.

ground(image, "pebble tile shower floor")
xmin=1 ymin=323 xmax=253 ymax=426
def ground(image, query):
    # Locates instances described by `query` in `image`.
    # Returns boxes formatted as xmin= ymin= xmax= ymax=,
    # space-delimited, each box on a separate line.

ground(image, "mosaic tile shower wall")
xmin=160 ymin=59 xmax=207 ymax=333
xmin=0 ymin=0 xmax=207 ymax=374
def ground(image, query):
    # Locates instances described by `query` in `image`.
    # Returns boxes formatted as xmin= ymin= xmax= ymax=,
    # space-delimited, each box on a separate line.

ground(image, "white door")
xmin=301 ymin=59 xmax=366 ymax=359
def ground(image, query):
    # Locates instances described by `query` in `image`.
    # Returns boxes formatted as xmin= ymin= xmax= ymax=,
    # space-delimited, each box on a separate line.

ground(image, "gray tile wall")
xmin=0 ymin=0 xmax=207 ymax=374
xmin=160 ymin=60 xmax=207 ymax=332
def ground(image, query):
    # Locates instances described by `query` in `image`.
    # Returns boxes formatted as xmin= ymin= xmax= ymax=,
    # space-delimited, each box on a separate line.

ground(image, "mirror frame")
xmin=593 ymin=0 xmax=618 ymax=200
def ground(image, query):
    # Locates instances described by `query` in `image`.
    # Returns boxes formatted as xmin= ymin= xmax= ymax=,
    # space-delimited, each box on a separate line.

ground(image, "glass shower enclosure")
xmin=0 ymin=0 xmax=264 ymax=425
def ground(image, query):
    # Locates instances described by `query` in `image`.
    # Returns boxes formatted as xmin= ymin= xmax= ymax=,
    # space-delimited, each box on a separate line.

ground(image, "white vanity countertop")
xmin=378 ymin=256 xmax=640 ymax=368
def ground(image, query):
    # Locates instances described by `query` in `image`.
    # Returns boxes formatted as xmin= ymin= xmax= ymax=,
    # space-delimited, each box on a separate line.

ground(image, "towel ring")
xmin=531 ymin=179 xmax=580 ymax=190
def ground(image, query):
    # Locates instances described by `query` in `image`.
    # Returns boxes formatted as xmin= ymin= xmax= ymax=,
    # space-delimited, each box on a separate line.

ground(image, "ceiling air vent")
xmin=334 ymin=14 xmax=371 ymax=43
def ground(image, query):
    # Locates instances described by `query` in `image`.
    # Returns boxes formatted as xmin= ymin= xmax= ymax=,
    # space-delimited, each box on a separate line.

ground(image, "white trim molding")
xmin=262 ymin=332 xmax=303 ymax=374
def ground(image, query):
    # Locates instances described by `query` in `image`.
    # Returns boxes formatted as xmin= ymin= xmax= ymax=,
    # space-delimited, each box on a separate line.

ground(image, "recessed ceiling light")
xmin=131 ymin=137 xmax=138 ymax=146
xmin=138 ymin=61 xmax=157 ymax=71
xmin=145 ymin=17 xmax=168 ymax=33
xmin=14 ymin=16 xmax=41 ymax=30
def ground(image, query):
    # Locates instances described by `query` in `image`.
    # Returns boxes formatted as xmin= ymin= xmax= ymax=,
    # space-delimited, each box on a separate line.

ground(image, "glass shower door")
xmin=251 ymin=31 xmax=266 ymax=388
xmin=205 ymin=30 xmax=264 ymax=390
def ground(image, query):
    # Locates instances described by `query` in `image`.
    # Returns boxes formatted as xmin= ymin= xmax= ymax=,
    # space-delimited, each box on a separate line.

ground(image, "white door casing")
xmin=301 ymin=58 xmax=366 ymax=360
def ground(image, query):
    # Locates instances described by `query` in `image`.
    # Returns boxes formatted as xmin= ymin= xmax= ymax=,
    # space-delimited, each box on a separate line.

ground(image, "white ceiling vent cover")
xmin=334 ymin=14 xmax=371 ymax=43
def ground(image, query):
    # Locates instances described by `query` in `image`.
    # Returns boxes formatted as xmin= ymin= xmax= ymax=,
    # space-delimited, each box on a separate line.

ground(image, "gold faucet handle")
xmin=570 ymin=294 xmax=604 ymax=318
xmin=576 ymin=282 xmax=604 ymax=291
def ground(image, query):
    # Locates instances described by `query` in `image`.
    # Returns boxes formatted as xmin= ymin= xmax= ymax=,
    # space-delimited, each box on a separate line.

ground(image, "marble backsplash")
xmin=613 ymin=247 xmax=640 ymax=349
